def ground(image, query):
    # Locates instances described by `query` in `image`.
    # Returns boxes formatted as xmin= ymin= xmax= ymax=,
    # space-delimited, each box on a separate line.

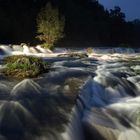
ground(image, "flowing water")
xmin=0 ymin=44 xmax=140 ymax=140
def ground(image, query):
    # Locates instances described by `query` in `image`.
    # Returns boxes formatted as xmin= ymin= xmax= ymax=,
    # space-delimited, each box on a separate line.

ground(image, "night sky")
xmin=98 ymin=0 xmax=140 ymax=21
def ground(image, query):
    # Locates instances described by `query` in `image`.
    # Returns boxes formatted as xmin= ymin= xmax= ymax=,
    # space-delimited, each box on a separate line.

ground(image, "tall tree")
xmin=36 ymin=2 xmax=65 ymax=49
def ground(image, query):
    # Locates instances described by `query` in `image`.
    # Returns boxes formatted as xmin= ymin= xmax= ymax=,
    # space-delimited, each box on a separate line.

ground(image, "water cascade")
xmin=0 ymin=45 xmax=140 ymax=140
xmin=79 ymin=60 xmax=140 ymax=140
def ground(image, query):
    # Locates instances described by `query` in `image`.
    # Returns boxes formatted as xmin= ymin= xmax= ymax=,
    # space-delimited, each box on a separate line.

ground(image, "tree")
xmin=110 ymin=6 xmax=125 ymax=22
xmin=36 ymin=2 xmax=65 ymax=49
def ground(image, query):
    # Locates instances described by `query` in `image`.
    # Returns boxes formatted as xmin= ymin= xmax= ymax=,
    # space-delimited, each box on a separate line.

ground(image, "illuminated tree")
xmin=36 ymin=2 xmax=65 ymax=49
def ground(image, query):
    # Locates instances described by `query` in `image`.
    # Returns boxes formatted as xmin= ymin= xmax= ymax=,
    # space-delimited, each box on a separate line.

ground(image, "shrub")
xmin=36 ymin=2 xmax=65 ymax=49
xmin=86 ymin=47 xmax=93 ymax=54
xmin=2 ymin=55 xmax=49 ymax=79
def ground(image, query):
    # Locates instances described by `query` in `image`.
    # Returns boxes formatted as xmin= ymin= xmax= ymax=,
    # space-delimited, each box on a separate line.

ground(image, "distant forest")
xmin=0 ymin=0 xmax=140 ymax=47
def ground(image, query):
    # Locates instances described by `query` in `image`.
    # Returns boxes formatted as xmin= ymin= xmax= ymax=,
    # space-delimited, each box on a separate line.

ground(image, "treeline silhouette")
xmin=0 ymin=0 xmax=140 ymax=47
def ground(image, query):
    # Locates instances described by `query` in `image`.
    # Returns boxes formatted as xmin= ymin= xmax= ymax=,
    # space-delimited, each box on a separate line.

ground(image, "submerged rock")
xmin=63 ymin=77 xmax=84 ymax=97
xmin=11 ymin=79 xmax=43 ymax=99
xmin=58 ymin=52 xmax=88 ymax=58
xmin=0 ymin=101 xmax=38 ymax=140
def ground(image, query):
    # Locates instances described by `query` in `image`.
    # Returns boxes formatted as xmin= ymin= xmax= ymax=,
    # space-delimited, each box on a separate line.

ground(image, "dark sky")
xmin=98 ymin=0 xmax=140 ymax=21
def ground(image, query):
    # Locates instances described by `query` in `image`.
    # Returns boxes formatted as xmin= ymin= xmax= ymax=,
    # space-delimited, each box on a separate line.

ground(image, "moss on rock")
xmin=58 ymin=52 xmax=88 ymax=58
xmin=1 ymin=55 xmax=49 ymax=79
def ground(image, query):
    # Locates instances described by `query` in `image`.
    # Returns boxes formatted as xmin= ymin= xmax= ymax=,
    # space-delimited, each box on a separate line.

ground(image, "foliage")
xmin=36 ymin=2 xmax=65 ymax=49
xmin=86 ymin=47 xmax=93 ymax=54
xmin=4 ymin=55 xmax=43 ymax=64
xmin=0 ymin=0 xmax=139 ymax=46
xmin=127 ymin=57 xmax=140 ymax=75
xmin=2 ymin=55 xmax=49 ymax=79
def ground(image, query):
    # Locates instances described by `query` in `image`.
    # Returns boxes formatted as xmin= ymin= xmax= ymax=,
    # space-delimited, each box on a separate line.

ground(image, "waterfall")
xmin=0 ymin=44 xmax=140 ymax=58
xmin=0 ymin=45 xmax=13 ymax=55
xmin=0 ymin=45 xmax=140 ymax=139
xmin=78 ymin=59 xmax=140 ymax=140
xmin=0 ymin=44 xmax=53 ymax=57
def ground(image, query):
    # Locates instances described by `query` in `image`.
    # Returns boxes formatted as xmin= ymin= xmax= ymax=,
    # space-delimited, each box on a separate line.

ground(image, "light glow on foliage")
xmin=36 ymin=2 xmax=65 ymax=49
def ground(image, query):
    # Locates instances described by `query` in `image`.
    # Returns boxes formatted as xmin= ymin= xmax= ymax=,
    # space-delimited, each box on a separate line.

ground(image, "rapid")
xmin=0 ymin=44 xmax=140 ymax=140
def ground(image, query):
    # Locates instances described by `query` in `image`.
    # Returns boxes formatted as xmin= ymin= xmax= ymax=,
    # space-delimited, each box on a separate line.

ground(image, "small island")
xmin=1 ymin=55 xmax=49 ymax=79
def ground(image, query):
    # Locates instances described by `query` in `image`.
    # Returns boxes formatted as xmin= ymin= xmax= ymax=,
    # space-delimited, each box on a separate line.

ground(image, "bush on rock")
xmin=58 ymin=52 xmax=88 ymax=58
xmin=2 ymin=55 xmax=49 ymax=79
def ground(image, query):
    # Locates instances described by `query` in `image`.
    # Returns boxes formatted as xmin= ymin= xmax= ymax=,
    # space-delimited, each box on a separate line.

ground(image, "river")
xmin=0 ymin=44 xmax=140 ymax=140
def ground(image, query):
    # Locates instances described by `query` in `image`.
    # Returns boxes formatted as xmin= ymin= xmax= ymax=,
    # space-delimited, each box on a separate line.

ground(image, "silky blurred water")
xmin=0 ymin=44 xmax=140 ymax=140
